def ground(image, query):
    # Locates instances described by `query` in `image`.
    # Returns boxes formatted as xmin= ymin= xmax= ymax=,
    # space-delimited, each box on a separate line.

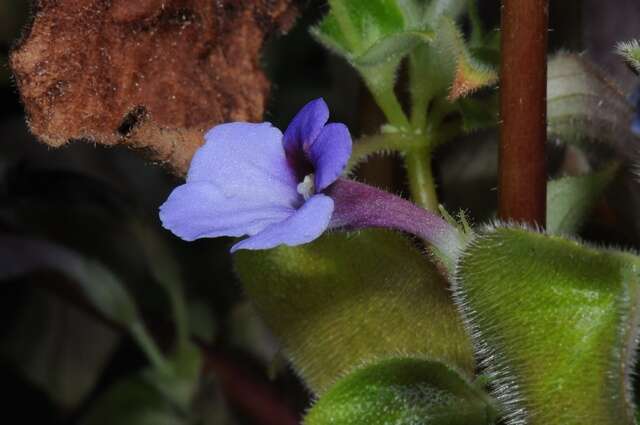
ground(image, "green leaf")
xmin=0 ymin=235 xmax=169 ymax=372
xmin=0 ymin=235 xmax=139 ymax=327
xmin=617 ymin=40 xmax=640 ymax=73
xmin=2 ymin=290 xmax=120 ymax=409
xmin=547 ymin=53 xmax=638 ymax=158
xmin=312 ymin=0 xmax=434 ymax=127
xmin=423 ymin=0 xmax=467 ymax=22
xmin=454 ymin=226 xmax=640 ymax=425
xmin=234 ymin=230 xmax=475 ymax=394
xmin=130 ymin=222 xmax=191 ymax=352
xmin=408 ymin=17 xmax=496 ymax=129
xmin=438 ymin=17 xmax=497 ymax=101
xmin=546 ymin=165 xmax=618 ymax=235
xmin=145 ymin=343 xmax=203 ymax=411
xmin=81 ymin=374 xmax=186 ymax=425
xmin=355 ymin=30 xmax=434 ymax=67
xmin=312 ymin=0 xmax=412 ymax=63
xmin=304 ymin=358 xmax=497 ymax=425
xmin=399 ymin=0 xmax=467 ymax=26
xmin=82 ymin=344 xmax=204 ymax=425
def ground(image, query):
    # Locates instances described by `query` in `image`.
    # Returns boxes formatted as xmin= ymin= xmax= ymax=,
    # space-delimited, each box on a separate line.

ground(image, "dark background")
xmin=0 ymin=1 xmax=639 ymax=423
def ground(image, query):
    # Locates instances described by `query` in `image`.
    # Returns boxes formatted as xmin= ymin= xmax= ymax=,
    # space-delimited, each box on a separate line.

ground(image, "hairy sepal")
xmin=453 ymin=225 xmax=640 ymax=425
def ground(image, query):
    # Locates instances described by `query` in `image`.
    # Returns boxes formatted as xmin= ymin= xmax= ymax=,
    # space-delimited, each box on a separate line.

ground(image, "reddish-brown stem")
xmin=498 ymin=0 xmax=549 ymax=226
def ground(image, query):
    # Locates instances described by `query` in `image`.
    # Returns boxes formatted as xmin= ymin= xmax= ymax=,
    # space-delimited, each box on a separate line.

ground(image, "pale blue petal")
xmin=189 ymin=122 xmax=300 ymax=208
xmin=231 ymin=194 xmax=334 ymax=252
xmin=308 ymin=123 xmax=352 ymax=192
xmin=160 ymin=181 xmax=296 ymax=241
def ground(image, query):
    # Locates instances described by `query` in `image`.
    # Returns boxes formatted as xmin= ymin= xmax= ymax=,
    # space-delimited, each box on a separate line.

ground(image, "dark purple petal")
xmin=231 ymin=194 xmax=334 ymax=252
xmin=308 ymin=123 xmax=352 ymax=192
xmin=160 ymin=181 xmax=296 ymax=241
xmin=189 ymin=122 xmax=300 ymax=208
xmin=283 ymin=98 xmax=329 ymax=158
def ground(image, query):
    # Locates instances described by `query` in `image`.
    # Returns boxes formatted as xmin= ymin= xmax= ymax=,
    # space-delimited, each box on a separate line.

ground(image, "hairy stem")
xmin=360 ymin=65 xmax=410 ymax=129
xmin=405 ymin=146 xmax=439 ymax=212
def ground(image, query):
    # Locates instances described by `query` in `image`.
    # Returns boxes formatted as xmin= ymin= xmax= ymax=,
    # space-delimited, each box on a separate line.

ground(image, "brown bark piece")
xmin=10 ymin=0 xmax=297 ymax=175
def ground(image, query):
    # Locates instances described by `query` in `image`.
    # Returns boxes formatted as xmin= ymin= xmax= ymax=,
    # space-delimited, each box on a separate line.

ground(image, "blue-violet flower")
xmin=159 ymin=98 xmax=351 ymax=252
xmin=159 ymin=98 xmax=465 ymax=270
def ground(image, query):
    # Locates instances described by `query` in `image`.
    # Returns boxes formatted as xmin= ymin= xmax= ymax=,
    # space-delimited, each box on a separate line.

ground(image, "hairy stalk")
xmin=405 ymin=146 xmax=439 ymax=212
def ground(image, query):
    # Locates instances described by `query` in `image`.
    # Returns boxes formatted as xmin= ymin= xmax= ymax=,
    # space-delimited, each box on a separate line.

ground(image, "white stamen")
xmin=296 ymin=174 xmax=315 ymax=200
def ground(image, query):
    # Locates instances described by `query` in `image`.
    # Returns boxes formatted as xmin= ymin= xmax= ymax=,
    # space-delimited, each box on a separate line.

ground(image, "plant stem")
xmin=360 ymin=65 xmax=410 ymax=129
xmin=405 ymin=146 xmax=439 ymax=212
xmin=373 ymin=87 xmax=410 ymax=128
xmin=131 ymin=321 xmax=170 ymax=372
xmin=348 ymin=133 xmax=421 ymax=173
xmin=498 ymin=0 xmax=549 ymax=226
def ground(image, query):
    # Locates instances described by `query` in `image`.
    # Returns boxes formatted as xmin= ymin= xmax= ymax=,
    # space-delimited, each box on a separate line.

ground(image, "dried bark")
xmin=11 ymin=0 xmax=297 ymax=175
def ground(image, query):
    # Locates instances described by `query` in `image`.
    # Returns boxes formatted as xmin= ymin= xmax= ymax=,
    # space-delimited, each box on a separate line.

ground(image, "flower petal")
xmin=283 ymin=98 xmax=329 ymax=157
xmin=189 ymin=122 xmax=300 ymax=208
xmin=159 ymin=181 xmax=296 ymax=241
xmin=308 ymin=123 xmax=352 ymax=192
xmin=231 ymin=194 xmax=334 ymax=252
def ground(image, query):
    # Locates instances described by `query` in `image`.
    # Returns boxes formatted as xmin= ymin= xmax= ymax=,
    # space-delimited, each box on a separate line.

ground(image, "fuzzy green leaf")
xmin=355 ymin=30 xmax=434 ymax=67
xmin=304 ymin=358 xmax=497 ymax=425
xmin=399 ymin=0 xmax=467 ymax=26
xmin=423 ymin=0 xmax=467 ymax=22
xmin=312 ymin=0 xmax=436 ymax=126
xmin=312 ymin=0 xmax=409 ymax=63
xmin=234 ymin=230 xmax=475 ymax=394
xmin=617 ymin=40 xmax=640 ymax=73
xmin=454 ymin=226 xmax=640 ymax=425
xmin=546 ymin=165 xmax=618 ymax=235
xmin=409 ymin=16 xmax=496 ymax=130
xmin=547 ymin=53 xmax=638 ymax=159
